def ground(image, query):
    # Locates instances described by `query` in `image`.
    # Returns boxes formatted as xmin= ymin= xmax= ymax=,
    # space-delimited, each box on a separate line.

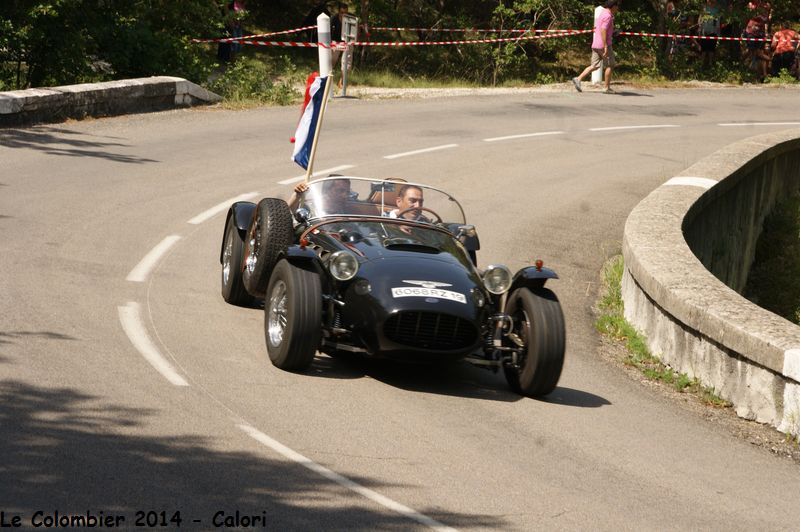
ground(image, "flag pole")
xmin=305 ymin=13 xmax=334 ymax=183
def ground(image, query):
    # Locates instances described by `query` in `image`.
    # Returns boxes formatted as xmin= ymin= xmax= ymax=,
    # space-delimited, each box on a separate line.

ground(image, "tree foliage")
xmin=1 ymin=0 xmax=798 ymax=90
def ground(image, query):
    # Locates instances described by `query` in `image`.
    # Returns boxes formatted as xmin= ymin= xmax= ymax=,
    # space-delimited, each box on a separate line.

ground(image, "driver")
xmin=288 ymin=178 xmax=352 ymax=215
xmin=387 ymin=184 xmax=430 ymax=222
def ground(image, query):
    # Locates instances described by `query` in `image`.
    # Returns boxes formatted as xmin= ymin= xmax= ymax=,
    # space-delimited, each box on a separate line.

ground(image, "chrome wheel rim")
xmin=267 ymin=280 xmax=288 ymax=347
xmin=222 ymin=231 xmax=233 ymax=286
xmin=245 ymin=216 xmax=261 ymax=274
xmin=513 ymin=306 xmax=531 ymax=369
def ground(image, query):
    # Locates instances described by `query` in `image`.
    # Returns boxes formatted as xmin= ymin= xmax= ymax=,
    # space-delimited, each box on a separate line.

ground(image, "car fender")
xmin=219 ymin=201 xmax=257 ymax=264
xmin=284 ymin=245 xmax=319 ymax=264
xmin=509 ymin=266 xmax=559 ymax=292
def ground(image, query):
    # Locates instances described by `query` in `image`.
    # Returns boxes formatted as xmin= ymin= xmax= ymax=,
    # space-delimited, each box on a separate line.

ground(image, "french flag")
xmin=291 ymin=73 xmax=329 ymax=170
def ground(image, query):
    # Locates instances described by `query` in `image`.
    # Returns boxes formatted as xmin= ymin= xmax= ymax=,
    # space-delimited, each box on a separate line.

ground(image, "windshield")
xmin=298 ymin=177 xmax=466 ymax=225
xmin=304 ymin=219 xmax=470 ymax=261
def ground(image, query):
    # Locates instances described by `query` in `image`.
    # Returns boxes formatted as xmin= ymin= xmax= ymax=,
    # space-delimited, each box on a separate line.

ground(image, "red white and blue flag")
xmin=291 ymin=73 xmax=329 ymax=170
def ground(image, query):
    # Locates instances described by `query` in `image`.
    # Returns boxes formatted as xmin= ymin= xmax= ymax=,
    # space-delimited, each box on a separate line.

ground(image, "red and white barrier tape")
xmin=196 ymin=26 xmax=793 ymax=48
xmin=618 ymin=30 xmax=773 ymax=42
xmin=236 ymin=29 xmax=590 ymax=49
xmin=192 ymin=25 xmax=316 ymax=44
xmin=369 ymin=27 xmax=575 ymax=34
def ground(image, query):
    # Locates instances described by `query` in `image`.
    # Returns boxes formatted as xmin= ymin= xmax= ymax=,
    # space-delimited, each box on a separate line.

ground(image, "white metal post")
xmin=592 ymin=5 xmax=604 ymax=85
xmin=305 ymin=13 xmax=333 ymax=182
xmin=317 ymin=14 xmax=332 ymax=78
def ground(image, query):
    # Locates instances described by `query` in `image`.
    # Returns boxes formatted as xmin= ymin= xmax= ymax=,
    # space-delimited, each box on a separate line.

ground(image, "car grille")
xmin=384 ymin=311 xmax=478 ymax=350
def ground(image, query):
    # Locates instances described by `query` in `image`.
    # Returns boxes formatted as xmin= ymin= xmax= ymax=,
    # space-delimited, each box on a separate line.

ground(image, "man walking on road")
xmin=572 ymin=0 xmax=621 ymax=94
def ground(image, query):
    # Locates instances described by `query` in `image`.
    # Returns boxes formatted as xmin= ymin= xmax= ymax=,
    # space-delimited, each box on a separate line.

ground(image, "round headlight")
xmin=329 ymin=251 xmax=359 ymax=281
xmin=483 ymin=264 xmax=512 ymax=295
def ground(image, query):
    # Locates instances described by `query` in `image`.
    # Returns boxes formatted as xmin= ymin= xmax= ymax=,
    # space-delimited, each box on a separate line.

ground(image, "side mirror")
xmin=294 ymin=207 xmax=311 ymax=224
xmin=456 ymin=225 xmax=477 ymax=239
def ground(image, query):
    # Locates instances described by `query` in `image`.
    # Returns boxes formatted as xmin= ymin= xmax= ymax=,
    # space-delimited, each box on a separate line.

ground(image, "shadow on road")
xmin=0 ymin=380 xmax=507 ymax=530
xmin=0 ymin=330 xmax=78 ymax=346
xmin=307 ymin=354 xmax=523 ymax=402
xmin=541 ymin=386 xmax=611 ymax=408
xmin=0 ymin=127 xmax=157 ymax=164
xmin=610 ymin=91 xmax=654 ymax=98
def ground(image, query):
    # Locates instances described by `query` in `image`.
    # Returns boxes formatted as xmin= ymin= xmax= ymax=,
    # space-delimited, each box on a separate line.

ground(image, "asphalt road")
xmin=2 ymin=86 xmax=800 ymax=531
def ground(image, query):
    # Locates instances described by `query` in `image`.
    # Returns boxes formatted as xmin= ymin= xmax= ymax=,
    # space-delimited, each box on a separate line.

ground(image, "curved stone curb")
xmin=622 ymin=129 xmax=800 ymax=437
xmin=0 ymin=76 xmax=221 ymax=127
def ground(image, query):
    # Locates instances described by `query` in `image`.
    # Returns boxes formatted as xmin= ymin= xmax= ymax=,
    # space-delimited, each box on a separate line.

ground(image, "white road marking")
xmin=589 ymin=125 xmax=680 ymax=132
xmin=784 ymin=349 xmax=800 ymax=381
xmin=126 ymin=235 xmax=182 ymax=283
xmin=187 ymin=192 xmax=260 ymax=225
xmin=238 ymin=424 xmax=458 ymax=532
xmin=278 ymin=165 xmax=356 ymax=185
xmin=384 ymin=144 xmax=458 ymax=160
xmin=483 ymin=131 xmax=564 ymax=143
xmin=718 ymin=122 xmax=800 ymax=127
xmin=663 ymin=176 xmax=718 ymax=189
xmin=118 ymin=302 xmax=189 ymax=386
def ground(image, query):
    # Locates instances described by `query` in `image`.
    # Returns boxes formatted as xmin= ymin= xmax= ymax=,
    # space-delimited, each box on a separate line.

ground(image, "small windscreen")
xmin=298 ymin=177 xmax=466 ymax=226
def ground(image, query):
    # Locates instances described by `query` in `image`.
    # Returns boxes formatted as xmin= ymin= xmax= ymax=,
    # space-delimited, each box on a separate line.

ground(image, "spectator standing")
xmin=571 ymin=0 xmax=621 ymax=94
xmin=699 ymin=0 xmax=722 ymax=69
xmin=743 ymin=15 xmax=769 ymax=80
xmin=771 ymin=22 xmax=799 ymax=77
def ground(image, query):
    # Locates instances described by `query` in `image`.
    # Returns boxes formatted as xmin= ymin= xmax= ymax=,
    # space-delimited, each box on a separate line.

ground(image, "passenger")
xmin=288 ymin=178 xmax=352 ymax=215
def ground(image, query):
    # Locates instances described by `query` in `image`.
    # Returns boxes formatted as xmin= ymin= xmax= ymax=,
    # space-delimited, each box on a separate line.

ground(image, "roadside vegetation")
xmin=595 ymin=255 xmax=731 ymax=407
xmin=745 ymin=194 xmax=800 ymax=325
xmin=2 ymin=1 xmax=799 ymax=105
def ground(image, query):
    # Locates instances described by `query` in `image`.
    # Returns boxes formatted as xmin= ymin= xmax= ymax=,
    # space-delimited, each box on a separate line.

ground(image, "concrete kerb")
xmin=0 ymin=76 xmax=221 ymax=127
xmin=622 ymin=129 xmax=800 ymax=436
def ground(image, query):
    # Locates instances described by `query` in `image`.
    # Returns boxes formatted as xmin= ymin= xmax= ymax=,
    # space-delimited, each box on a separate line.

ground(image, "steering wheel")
xmin=395 ymin=207 xmax=442 ymax=224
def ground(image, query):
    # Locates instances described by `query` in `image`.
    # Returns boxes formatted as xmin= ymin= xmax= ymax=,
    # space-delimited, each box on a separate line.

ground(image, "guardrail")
xmin=622 ymin=129 xmax=800 ymax=437
xmin=0 ymin=77 xmax=221 ymax=127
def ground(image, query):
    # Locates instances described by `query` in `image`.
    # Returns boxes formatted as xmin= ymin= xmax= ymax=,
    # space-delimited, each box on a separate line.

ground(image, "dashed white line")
xmin=118 ymin=302 xmax=189 ymax=386
xmin=718 ymin=122 xmax=800 ymax=127
xmin=238 ymin=424 xmax=457 ymax=531
xmin=384 ymin=144 xmax=458 ymax=160
xmin=588 ymin=124 xmax=680 ymax=132
xmin=187 ymin=192 xmax=260 ymax=225
xmin=278 ymin=165 xmax=356 ymax=185
xmin=483 ymin=131 xmax=564 ymax=143
xmin=126 ymin=235 xmax=182 ymax=283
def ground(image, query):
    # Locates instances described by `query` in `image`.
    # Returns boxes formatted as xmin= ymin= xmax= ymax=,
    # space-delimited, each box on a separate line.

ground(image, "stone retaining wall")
xmin=0 ymin=77 xmax=220 ymax=127
xmin=622 ymin=130 xmax=800 ymax=437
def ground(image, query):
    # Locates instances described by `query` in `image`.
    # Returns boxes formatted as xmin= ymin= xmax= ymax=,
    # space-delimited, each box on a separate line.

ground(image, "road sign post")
xmin=340 ymin=14 xmax=359 ymax=98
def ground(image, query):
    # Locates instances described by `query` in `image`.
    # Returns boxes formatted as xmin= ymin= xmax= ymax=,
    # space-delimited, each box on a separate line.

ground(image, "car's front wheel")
xmin=503 ymin=287 xmax=565 ymax=397
xmin=264 ymin=260 xmax=322 ymax=371
xmin=243 ymin=198 xmax=293 ymax=297
xmin=220 ymin=217 xmax=250 ymax=306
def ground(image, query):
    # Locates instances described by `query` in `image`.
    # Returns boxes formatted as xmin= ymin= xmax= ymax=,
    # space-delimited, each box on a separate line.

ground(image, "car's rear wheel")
xmin=243 ymin=198 xmax=293 ymax=297
xmin=503 ymin=287 xmax=565 ymax=397
xmin=221 ymin=217 xmax=251 ymax=306
xmin=265 ymin=260 xmax=322 ymax=371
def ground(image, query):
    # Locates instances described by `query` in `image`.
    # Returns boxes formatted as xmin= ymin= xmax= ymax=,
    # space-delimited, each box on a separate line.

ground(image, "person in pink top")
xmin=572 ymin=0 xmax=621 ymax=94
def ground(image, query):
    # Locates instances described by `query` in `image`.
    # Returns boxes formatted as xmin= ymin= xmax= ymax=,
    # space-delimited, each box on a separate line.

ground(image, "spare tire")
xmin=242 ymin=198 xmax=293 ymax=297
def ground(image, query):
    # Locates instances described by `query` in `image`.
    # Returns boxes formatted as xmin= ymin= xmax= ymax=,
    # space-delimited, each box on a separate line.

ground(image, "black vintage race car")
xmin=220 ymin=176 xmax=565 ymax=397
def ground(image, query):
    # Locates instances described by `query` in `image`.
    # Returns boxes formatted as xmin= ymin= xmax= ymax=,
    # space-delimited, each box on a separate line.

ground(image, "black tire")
xmin=264 ymin=260 xmax=322 ymax=371
xmin=503 ymin=287 xmax=565 ymax=397
xmin=221 ymin=217 xmax=251 ymax=306
xmin=242 ymin=198 xmax=293 ymax=297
